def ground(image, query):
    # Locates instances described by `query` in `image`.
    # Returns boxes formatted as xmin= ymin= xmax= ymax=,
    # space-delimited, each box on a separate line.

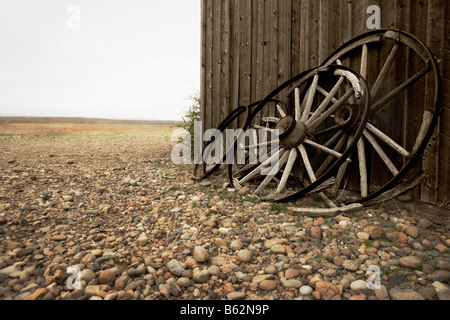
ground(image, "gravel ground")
xmin=1 ymin=135 xmax=449 ymax=300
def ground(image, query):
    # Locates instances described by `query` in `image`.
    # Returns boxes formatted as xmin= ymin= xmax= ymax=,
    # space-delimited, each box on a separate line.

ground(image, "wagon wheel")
xmin=321 ymin=29 xmax=441 ymax=204
xmin=193 ymin=104 xmax=249 ymax=180
xmin=228 ymin=65 xmax=371 ymax=204
xmin=194 ymin=99 xmax=286 ymax=180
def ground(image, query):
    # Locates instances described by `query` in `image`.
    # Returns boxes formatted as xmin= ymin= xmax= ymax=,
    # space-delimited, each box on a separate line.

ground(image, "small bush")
xmin=179 ymin=92 xmax=201 ymax=158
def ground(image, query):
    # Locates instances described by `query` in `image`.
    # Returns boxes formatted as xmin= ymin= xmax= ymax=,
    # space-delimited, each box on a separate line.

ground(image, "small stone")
xmin=392 ymin=231 xmax=408 ymax=243
xmin=169 ymin=283 xmax=182 ymax=297
xmin=364 ymin=226 xmax=383 ymax=239
xmin=432 ymin=281 xmax=450 ymax=300
xmin=259 ymin=280 xmax=279 ymax=291
xmin=167 ymin=259 xmax=185 ymax=276
xmin=208 ymin=265 xmax=220 ymax=276
xmin=137 ymin=236 xmax=148 ymax=246
xmin=230 ymin=240 xmax=243 ymax=251
xmin=24 ymin=288 xmax=47 ymax=300
xmin=236 ymin=249 xmax=252 ymax=263
xmin=91 ymin=249 xmax=104 ymax=257
xmin=117 ymin=291 xmax=132 ymax=300
xmin=270 ymin=245 xmax=286 ymax=254
xmin=313 ymin=218 xmax=326 ymax=226
xmin=281 ymin=279 xmax=302 ymax=289
xmin=176 ymin=277 xmax=191 ymax=287
xmin=285 ymin=268 xmax=300 ymax=280
xmin=357 ymin=232 xmax=370 ymax=240
xmin=80 ymin=269 xmax=96 ymax=282
xmin=435 ymin=244 xmax=448 ymax=253
xmin=299 ymin=286 xmax=313 ymax=296
xmin=238 ymin=186 xmax=251 ymax=196
xmin=374 ymin=285 xmax=389 ymax=300
xmin=342 ymin=260 xmax=360 ymax=272
xmin=350 ymin=280 xmax=368 ymax=291
xmin=51 ymin=235 xmax=67 ymax=241
xmin=193 ymin=269 xmax=210 ymax=283
xmin=389 ymin=288 xmax=425 ymax=300
xmin=418 ymin=219 xmax=432 ymax=229
xmin=428 ymin=270 xmax=450 ymax=282
xmin=227 ymin=291 xmax=246 ymax=300
xmin=437 ymin=260 xmax=450 ymax=271
xmin=399 ymin=256 xmax=422 ymax=269
xmin=315 ymin=281 xmax=340 ymax=300
xmin=252 ymin=275 xmax=275 ymax=284
xmin=405 ymin=226 xmax=420 ymax=239
xmin=98 ymin=269 xmax=116 ymax=284
xmin=310 ymin=227 xmax=322 ymax=239
xmin=264 ymin=238 xmax=287 ymax=249
xmin=193 ymin=246 xmax=210 ymax=263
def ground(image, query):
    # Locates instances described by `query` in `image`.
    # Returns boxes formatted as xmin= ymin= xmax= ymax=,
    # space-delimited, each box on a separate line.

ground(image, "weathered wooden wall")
xmin=200 ymin=0 xmax=449 ymax=204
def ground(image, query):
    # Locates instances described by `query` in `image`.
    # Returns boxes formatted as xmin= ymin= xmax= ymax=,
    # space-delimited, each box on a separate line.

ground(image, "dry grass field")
xmin=0 ymin=117 xmax=179 ymax=139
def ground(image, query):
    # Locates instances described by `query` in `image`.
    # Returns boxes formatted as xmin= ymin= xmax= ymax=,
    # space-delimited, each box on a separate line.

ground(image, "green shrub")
xmin=179 ymin=92 xmax=201 ymax=158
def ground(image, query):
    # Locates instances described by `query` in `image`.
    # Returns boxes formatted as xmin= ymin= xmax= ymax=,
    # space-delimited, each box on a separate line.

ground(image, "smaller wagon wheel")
xmin=194 ymin=99 xmax=286 ymax=180
xmin=228 ymin=65 xmax=371 ymax=203
xmin=193 ymin=104 xmax=249 ymax=180
xmin=321 ymin=29 xmax=441 ymax=204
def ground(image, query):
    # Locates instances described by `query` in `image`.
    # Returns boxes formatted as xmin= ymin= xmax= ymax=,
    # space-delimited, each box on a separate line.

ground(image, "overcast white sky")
xmin=0 ymin=0 xmax=201 ymax=121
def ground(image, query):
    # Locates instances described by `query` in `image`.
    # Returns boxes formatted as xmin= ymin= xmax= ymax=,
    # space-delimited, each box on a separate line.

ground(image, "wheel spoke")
xmin=306 ymin=76 xmax=344 ymax=126
xmin=357 ymin=138 xmax=368 ymax=197
xmin=363 ymin=130 xmax=399 ymax=175
xmin=313 ymin=124 xmax=340 ymax=138
xmin=277 ymin=104 xmax=287 ymax=118
xmin=239 ymin=148 xmax=284 ymax=184
xmin=371 ymin=65 xmax=432 ymax=113
xmin=255 ymin=150 xmax=289 ymax=195
xmin=334 ymin=134 xmax=353 ymax=194
xmin=309 ymin=88 xmax=355 ymax=132
xmin=276 ymin=148 xmax=298 ymax=194
xmin=301 ymin=74 xmax=319 ymax=123
xmin=317 ymin=86 xmax=338 ymax=104
xmin=298 ymin=144 xmax=316 ymax=182
xmin=295 ymin=88 xmax=302 ymax=121
xmin=371 ymin=43 xmax=399 ymax=98
xmin=316 ymin=133 xmax=348 ymax=177
xmin=366 ymin=123 xmax=410 ymax=158
xmin=360 ymin=44 xmax=368 ymax=78
xmin=303 ymin=138 xmax=345 ymax=159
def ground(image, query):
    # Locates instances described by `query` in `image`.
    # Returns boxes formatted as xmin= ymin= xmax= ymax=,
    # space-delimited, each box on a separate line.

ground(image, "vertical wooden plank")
xmin=220 ymin=0 xmax=231 ymax=127
xmin=254 ymin=0 xmax=265 ymax=125
xmin=211 ymin=0 xmax=221 ymax=129
xmin=299 ymin=0 xmax=308 ymax=71
xmin=229 ymin=0 xmax=240 ymax=130
xmin=310 ymin=0 xmax=320 ymax=68
xmin=238 ymin=0 xmax=252 ymax=115
xmin=318 ymin=0 xmax=328 ymax=64
xmin=269 ymin=0 xmax=279 ymax=118
xmin=205 ymin=0 xmax=214 ymax=133
xmin=200 ymin=0 xmax=207 ymax=133
xmin=422 ymin=0 xmax=444 ymax=203
xmin=291 ymin=0 xmax=301 ymax=78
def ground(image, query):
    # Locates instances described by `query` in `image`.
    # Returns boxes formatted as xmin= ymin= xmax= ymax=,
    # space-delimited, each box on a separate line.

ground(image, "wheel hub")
xmin=275 ymin=116 xmax=307 ymax=148
xmin=334 ymin=104 xmax=362 ymax=132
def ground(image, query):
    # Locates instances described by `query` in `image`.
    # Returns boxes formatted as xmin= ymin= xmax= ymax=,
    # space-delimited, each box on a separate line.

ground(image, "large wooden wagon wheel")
xmin=228 ymin=65 xmax=371 ymax=204
xmin=320 ymin=29 xmax=441 ymax=204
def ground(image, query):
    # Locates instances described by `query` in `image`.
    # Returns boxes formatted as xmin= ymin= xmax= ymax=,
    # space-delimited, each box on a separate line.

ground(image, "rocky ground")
xmin=1 ymin=135 xmax=449 ymax=301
